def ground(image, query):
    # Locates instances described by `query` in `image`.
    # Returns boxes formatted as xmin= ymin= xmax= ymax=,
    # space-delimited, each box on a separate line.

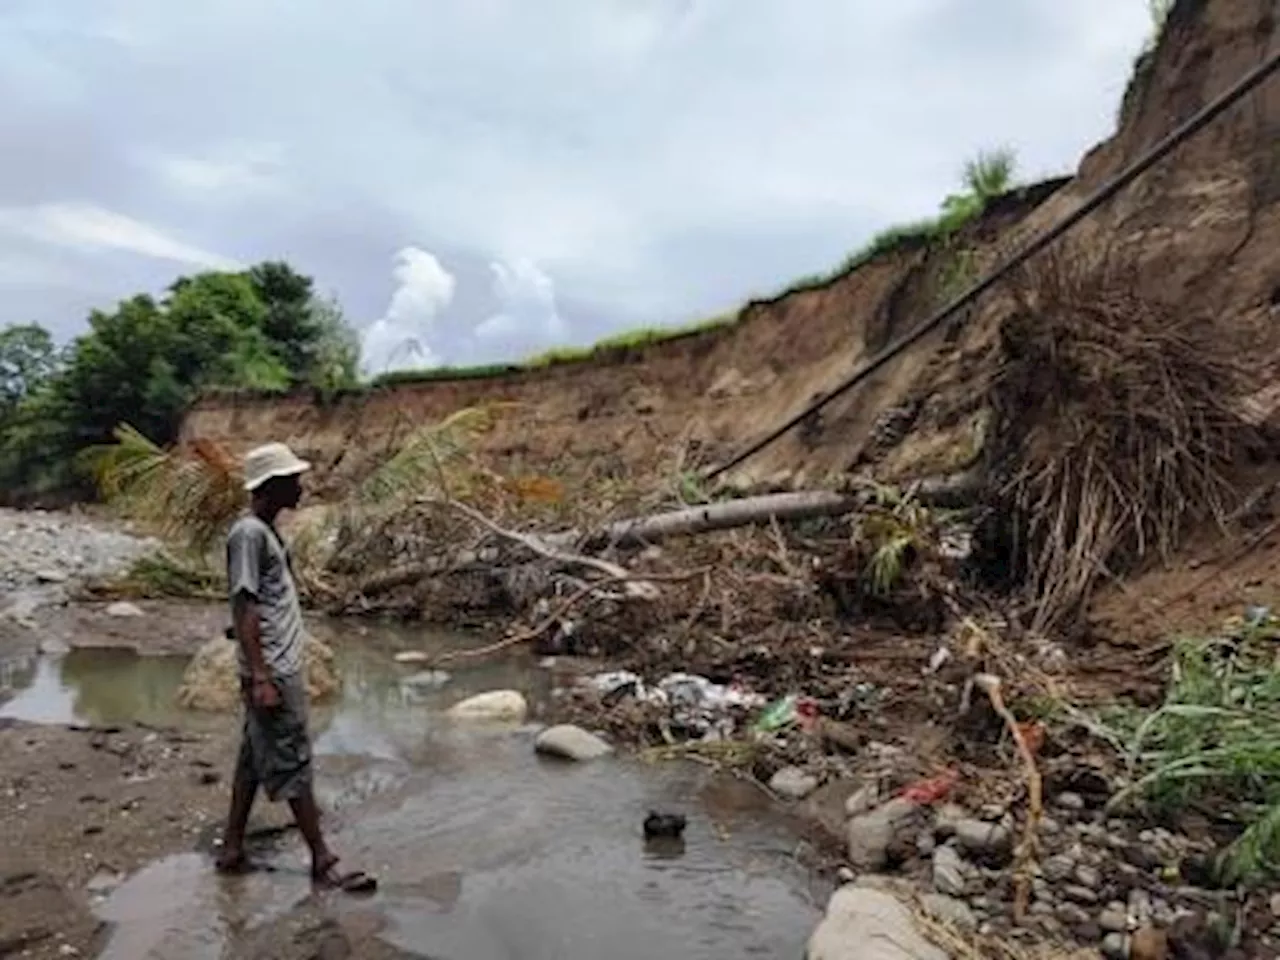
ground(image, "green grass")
xmin=1102 ymin=611 xmax=1280 ymax=887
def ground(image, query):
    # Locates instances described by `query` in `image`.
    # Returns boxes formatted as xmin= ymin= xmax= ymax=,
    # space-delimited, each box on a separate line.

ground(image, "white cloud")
xmin=147 ymin=142 xmax=285 ymax=196
xmin=0 ymin=202 xmax=242 ymax=269
xmin=474 ymin=259 xmax=570 ymax=358
xmin=361 ymin=246 xmax=457 ymax=374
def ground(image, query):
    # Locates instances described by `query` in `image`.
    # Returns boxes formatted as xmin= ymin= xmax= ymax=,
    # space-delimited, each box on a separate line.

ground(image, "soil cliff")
xmin=181 ymin=0 xmax=1279 ymax=517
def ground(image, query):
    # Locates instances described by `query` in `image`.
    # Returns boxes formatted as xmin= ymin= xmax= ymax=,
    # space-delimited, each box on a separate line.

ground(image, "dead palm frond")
xmin=84 ymin=423 xmax=245 ymax=555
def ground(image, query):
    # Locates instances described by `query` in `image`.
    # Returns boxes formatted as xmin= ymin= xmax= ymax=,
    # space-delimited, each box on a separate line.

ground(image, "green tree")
xmin=0 ymin=323 xmax=58 ymax=414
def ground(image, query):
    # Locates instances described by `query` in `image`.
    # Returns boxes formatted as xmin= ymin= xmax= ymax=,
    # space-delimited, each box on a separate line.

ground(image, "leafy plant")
xmin=1104 ymin=617 xmax=1280 ymax=887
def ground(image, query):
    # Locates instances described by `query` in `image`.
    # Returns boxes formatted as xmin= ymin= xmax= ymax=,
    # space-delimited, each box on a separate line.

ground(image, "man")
xmin=214 ymin=441 xmax=375 ymax=893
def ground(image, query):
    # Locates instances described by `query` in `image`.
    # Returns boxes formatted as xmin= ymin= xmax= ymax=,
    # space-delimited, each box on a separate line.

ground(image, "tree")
xmin=0 ymin=323 xmax=58 ymax=414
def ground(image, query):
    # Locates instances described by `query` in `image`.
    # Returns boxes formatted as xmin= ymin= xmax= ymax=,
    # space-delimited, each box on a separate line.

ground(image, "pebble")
xmin=1043 ymin=854 xmax=1075 ymax=882
xmin=916 ymin=831 xmax=936 ymax=857
xmin=843 ymin=782 xmax=881 ymax=819
xmin=1074 ymin=864 xmax=1102 ymax=888
xmin=768 ymin=766 xmax=820 ymax=801
xmin=105 ymin=601 xmax=144 ymax=617
xmin=1056 ymin=791 xmax=1086 ymax=811
xmin=952 ymin=818 xmax=1012 ymax=858
xmin=845 ymin=798 xmax=917 ymax=870
xmin=920 ymin=894 xmax=977 ymax=932
xmin=1063 ymin=884 xmax=1100 ymax=905
xmin=1056 ymin=903 xmax=1092 ymax=927
xmin=1129 ymin=889 xmax=1153 ymax=924
xmin=932 ymin=844 xmax=967 ymax=896
xmin=1102 ymin=932 xmax=1130 ymax=959
xmin=1100 ymin=907 xmax=1130 ymax=933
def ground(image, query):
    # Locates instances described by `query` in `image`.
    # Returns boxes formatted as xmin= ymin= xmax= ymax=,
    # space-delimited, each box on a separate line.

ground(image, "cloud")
xmin=0 ymin=0 xmax=1156 ymax=348
xmin=0 ymin=202 xmax=242 ymax=270
xmin=361 ymin=247 xmax=457 ymax=374
xmin=473 ymin=259 xmax=570 ymax=360
xmin=146 ymin=142 xmax=285 ymax=197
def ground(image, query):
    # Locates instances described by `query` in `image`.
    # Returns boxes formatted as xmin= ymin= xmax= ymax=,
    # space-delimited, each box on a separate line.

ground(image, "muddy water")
xmin=0 ymin=618 xmax=825 ymax=959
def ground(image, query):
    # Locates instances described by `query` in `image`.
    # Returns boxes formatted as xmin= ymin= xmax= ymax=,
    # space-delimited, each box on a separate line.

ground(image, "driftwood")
xmin=353 ymin=475 xmax=980 ymax=598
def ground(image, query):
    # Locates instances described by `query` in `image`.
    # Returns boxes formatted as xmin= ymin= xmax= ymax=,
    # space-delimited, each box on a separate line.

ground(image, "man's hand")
xmin=249 ymin=673 xmax=280 ymax=709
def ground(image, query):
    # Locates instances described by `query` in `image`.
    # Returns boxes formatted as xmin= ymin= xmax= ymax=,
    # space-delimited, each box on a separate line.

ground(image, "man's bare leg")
xmin=287 ymin=787 xmax=335 ymax=875
xmin=216 ymin=762 xmax=259 ymax=871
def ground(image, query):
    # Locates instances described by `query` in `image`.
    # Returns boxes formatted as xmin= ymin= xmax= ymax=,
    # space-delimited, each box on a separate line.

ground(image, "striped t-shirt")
xmin=225 ymin=514 xmax=305 ymax=679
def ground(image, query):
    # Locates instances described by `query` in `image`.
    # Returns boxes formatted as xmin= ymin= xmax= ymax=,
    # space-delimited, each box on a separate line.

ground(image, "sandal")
xmin=312 ymin=857 xmax=378 ymax=894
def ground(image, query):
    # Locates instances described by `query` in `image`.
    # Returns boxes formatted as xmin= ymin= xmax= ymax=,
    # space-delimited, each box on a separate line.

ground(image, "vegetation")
xmin=782 ymin=148 xmax=1019 ymax=295
xmin=0 ymin=260 xmax=361 ymax=499
xmin=1104 ymin=612 xmax=1280 ymax=888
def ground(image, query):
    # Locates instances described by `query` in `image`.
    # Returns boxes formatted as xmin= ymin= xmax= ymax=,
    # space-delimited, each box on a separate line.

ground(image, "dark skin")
xmin=216 ymin=473 xmax=372 ymax=890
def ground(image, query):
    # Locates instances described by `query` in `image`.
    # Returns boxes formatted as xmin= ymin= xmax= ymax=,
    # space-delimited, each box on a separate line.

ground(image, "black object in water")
xmin=643 ymin=811 xmax=687 ymax=839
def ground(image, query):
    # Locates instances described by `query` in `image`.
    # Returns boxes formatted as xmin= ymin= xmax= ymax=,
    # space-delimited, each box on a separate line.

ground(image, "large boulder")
xmin=807 ymin=885 xmax=948 ymax=960
xmin=175 ymin=635 xmax=341 ymax=711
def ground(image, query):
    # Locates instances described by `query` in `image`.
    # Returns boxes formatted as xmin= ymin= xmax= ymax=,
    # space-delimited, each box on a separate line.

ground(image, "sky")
xmin=0 ymin=1 xmax=1153 ymax=374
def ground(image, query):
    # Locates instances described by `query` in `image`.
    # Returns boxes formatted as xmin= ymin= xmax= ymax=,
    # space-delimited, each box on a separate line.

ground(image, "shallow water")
xmin=1 ymin=616 xmax=825 ymax=959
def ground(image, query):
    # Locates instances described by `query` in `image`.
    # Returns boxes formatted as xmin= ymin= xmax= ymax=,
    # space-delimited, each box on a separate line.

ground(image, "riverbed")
xmin=0 ymin=605 xmax=826 ymax=959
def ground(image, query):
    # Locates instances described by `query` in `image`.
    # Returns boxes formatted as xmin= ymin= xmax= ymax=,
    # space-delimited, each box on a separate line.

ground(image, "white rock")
xmin=445 ymin=690 xmax=528 ymax=722
xmin=807 ymin=886 xmax=948 ymax=960
xmin=394 ymin=651 xmax=430 ymax=664
xmin=400 ymin=670 xmax=451 ymax=690
xmin=844 ymin=782 xmax=881 ymax=819
xmin=769 ymin=766 xmax=820 ymax=801
xmin=932 ymin=844 xmax=968 ymax=896
xmin=106 ymin=601 xmax=144 ymax=618
xmin=534 ymin=724 xmax=613 ymax=761
xmin=920 ymin=893 xmax=977 ymax=932
xmin=846 ymin=798 xmax=917 ymax=870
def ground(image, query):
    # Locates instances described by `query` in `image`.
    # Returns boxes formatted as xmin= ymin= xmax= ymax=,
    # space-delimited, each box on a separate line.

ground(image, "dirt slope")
xmin=182 ymin=0 xmax=1279 ymax=510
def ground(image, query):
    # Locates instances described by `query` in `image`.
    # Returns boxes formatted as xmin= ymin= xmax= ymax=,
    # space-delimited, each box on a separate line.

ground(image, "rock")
xmin=445 ymin=690 xmax=528 ymax=722
xmin=1130 ymin=926 xmax=1168 ymax=960
xmin=534 ymin=724 xmax=613 ymax=761
xmin=1270 ymin=891 xmax=1280 ymax=918
xmin=1100 ymin=906 xmax=1130 ymax=933
xmin=919 ymin=894 xmax=977 ymax=932
xmin=769 ymin=767 xmax=820 ymax=801
xmin=1075 ymin=864 xmax=1102 ymax=888
xmin=1102 ymin=932 xmax=1130 ymax=959
xmin=400 ymin=670 xmax=451 ymax=690
xmin=952 ymin=818 xmax=1012 ymax=859
xmin=807 ymin=886 xmax=948 ymax=960
xmin=933 ymin=804 xmax=967 ymax=837
xmin=845 ymin=782 xmax=881 ymax=819
xmin=1056 ymin=903 xmax=1092 ymax=928
xmin=932 ymin=845 xmax=967 ymax=896
xmin=393 ymin=651 xmax=429 ymax=664
xmin=105 ymin=601 xmax=144 ymax=618
xmin=1043 ymin=854 xmax=1075 ymax=882
xmin=175 ymin=635 xmax=340 ymax=711
xmin=35 ymin=569 xmax=68 ymax=583
xmin=846 ymin=798 xmax=918 ymax=871
xmin=915 ymin=831 xmax=936 ymax=857
xmin=1063 ymin=884 xmax=1101 ymax=905
xmin=1056 ymin=791 xmax=1086 ymax=811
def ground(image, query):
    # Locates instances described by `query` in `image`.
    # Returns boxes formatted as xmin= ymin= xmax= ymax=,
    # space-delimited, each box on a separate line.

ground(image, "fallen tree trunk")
xmin=352 ymin=473 xmax=983 ymax=598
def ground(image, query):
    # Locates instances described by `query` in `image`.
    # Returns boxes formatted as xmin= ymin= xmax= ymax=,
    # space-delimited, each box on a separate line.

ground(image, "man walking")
xmin=214 ymin=441 xmax=375 ymax=893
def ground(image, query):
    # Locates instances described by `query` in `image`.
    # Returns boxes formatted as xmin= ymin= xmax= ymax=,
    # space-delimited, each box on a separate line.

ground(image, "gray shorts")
xmin=234 ymin=672 xmax=313 ymax=802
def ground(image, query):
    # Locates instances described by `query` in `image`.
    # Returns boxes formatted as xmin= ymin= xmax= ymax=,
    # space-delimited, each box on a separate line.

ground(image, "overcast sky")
xmin=0 ymin=1 xmax=1152 ymax=373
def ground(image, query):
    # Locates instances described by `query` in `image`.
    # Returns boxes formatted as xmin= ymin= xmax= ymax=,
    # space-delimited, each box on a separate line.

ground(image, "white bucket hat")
xmin=242 ymin=442 xmax=311 ymax=492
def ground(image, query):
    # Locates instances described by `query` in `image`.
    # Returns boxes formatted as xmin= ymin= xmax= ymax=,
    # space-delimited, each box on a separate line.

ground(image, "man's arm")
xmin=227 ymin=522 xmax=278 ymax=706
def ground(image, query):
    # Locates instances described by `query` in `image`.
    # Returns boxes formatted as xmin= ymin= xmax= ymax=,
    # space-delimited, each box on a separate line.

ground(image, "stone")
xmin=1056 ymin=791 xmax=1086 ymax=811
xmin=932 ymin=845 xmax=967 ymax=896
xmin=1063 ymin=884 xmax=1100 ymax=905
xmin=175 ymin=635 xmax=340 ymax=711
xmin=105 ymin=601 xmax=144 ymax=618
xmin=919 ymin=894 xmax=977 ymax=932
xmin=845 ymin=782 xmax=881 ymax=819
xmin=915 ymin=831 xmax=936 ymax=857
xmin=1270 ymin=892 xmax=1280 ymax=918
xmin=1075 ymin=864 xmax=1102 ymax=888
xmin=35 ymin=569 xmax=68 ymax=583
xmin=445 ymin=690 xmax=529 ymax=722
xmin=933 ymin=804 xmax=967 ymax=837
xmin=1043 ymin=854 xmax=1075 ymax=882
xmin=807 ymin=886 xmax=948 ymax=960
xmin=1101 ymin=933 xmax=1129 ymax=960
xmin=393 ymin=651 xmax=429 ymax=664
xmin=1100 ymin=907 xmax=1130 ymax=933
xmin=769 ymin=766 xmax=820 ymax=801
xmin=1056 ymin=903 xmax=1091 ymax=928
xmin=1130 ymin=926 xmax=1168 ymax=960
xmin=952 ymin=818 xmax=1012 ymax=858
xmin=400 ymin=670 xmax=451 ymax=690
xmin=846 ymin=798 xmax=918 ymax=871
xmin=534 ymin=724 xmax=613 ymax=761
